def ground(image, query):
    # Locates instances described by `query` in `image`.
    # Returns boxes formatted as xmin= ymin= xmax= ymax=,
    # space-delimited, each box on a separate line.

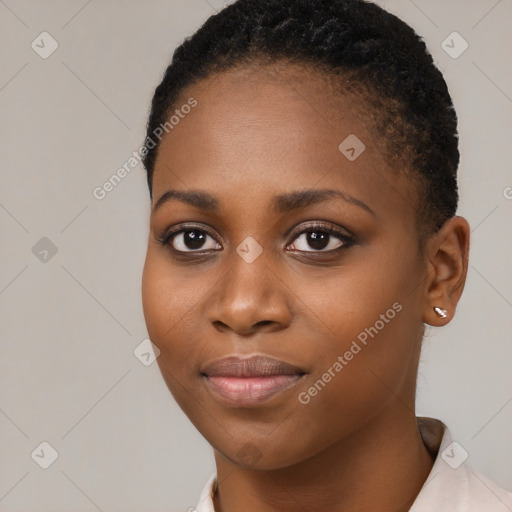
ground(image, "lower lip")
xmin=204 ymin=374 xmax=304 ymax=406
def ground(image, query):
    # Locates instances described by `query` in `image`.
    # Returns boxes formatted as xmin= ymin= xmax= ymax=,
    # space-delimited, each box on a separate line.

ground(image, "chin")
xmin=206 ymin=426 xmax=319 ymax=471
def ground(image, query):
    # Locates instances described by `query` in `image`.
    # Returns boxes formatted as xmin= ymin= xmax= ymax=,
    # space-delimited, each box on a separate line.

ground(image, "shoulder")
xmin=412 ymin=417 xmax=512 ymax=511
xmin=464 ymin=467 xmax=512 ymax=511
xmin=410 ymin=458 xmax=512 ymax=511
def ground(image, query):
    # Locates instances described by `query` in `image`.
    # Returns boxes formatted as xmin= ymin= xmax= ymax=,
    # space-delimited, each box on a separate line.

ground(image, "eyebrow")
xmin=152 ymin=188 xmax=375 ymax=216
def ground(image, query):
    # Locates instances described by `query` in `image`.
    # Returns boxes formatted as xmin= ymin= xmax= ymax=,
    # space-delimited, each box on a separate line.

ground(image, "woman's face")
xmin=142 ymin=63 xmax=430 ymax=469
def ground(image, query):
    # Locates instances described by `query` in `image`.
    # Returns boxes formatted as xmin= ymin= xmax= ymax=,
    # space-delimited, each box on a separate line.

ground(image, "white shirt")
xmin=194 ymin=417 xmax=512 ymax=511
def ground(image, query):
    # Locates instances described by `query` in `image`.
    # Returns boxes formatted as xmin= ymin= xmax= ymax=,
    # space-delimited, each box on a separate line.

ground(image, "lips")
xmin=201 ymin=355 xmax=306 ymax=406
xmin=202 ymin=355 xmax=305 ymax=378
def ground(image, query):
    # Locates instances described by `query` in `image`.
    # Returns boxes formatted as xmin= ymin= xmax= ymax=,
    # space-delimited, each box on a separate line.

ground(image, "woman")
xmin=140 ymin=0 xmax=512 ymax=510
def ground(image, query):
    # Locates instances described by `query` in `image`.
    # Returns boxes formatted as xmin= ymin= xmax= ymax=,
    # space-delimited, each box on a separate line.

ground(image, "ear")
xmin=422 ymin=216 xmax=470 ymax=326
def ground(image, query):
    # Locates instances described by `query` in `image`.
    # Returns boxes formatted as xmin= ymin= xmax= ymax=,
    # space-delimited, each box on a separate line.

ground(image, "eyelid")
xmin=286 ymin=220 xmax=353 ymax=241
xmin=157 ymin=222 xmax=221 ymax=247
xmin=285 ymin=221 xmax=355 ymax=253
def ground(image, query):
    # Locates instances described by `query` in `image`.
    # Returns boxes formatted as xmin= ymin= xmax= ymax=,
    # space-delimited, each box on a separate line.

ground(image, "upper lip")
xmin=201 ymin=355 xmax=306 ymax=378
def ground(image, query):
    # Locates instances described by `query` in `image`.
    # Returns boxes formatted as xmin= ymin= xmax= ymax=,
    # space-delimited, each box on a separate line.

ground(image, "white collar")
xmin=194 ymin=417 xmax=512 ymax=511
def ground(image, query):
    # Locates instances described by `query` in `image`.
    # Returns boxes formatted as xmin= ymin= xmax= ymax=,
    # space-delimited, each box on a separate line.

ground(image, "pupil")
xmin=185 ymin=230 xmax=206 ymax=249
xmin=307 ymin=231 xmax=329 ymax=250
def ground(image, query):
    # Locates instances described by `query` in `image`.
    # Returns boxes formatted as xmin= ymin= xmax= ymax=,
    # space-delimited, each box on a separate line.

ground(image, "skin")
xmin=141 ymin=62 xmax=470 ymax=512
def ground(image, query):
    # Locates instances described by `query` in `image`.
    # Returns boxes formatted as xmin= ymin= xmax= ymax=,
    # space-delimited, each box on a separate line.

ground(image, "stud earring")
xmin=434 ymin=307 xmax=448 ymax=319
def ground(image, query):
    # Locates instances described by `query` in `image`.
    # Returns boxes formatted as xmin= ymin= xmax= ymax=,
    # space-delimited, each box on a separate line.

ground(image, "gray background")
xmin=1 ymin=0 xmax=511 ymax=510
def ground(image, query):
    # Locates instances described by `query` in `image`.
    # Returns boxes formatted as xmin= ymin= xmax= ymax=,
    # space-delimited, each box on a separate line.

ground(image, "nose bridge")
xmin=208 ymin=242 xmax=291 ymax=334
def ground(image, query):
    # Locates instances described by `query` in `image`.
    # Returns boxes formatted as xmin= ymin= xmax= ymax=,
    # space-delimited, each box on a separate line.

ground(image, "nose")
xmin=207 ymin=250 xmax=292 ymax=337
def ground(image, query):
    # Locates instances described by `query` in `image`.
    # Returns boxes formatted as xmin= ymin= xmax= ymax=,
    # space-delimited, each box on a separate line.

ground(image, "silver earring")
xmin=434 ymin=307 xmax=448 ymax=319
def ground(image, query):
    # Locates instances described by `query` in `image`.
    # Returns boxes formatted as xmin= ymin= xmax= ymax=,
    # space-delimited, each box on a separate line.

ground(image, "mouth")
xmin=201 ymin=354 xmax=306 ymax=407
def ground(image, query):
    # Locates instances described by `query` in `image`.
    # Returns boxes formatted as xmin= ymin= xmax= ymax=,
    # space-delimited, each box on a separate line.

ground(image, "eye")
xmin=158 ymin=222 xmax=353 ymax=255
xmin=159 ymin=226 xmax=222 ymax=253
xmin=287 ymin=223 xmax=354 ymax=253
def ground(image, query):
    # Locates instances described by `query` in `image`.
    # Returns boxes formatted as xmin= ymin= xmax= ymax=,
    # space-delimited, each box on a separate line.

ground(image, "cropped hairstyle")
xmin=142 ymin=0 xmax=459 ymax=236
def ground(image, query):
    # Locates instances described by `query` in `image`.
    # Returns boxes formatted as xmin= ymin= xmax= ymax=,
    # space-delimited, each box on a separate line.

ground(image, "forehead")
xmin=152 ymin=63 xmax=417 ymax=222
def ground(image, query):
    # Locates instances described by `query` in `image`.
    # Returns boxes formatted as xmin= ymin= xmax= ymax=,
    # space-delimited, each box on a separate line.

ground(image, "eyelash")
xmin=156 ymin=221 xmax=355 ymax=257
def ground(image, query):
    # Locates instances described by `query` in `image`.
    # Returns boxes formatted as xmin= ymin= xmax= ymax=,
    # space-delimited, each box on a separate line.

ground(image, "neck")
xmin=213 ymin=410 xmax=434 ymax=512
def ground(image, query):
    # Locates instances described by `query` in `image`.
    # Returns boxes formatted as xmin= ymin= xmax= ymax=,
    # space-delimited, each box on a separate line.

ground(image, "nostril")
xmin=256 ymin=320 xmax=273 ymax=327
xmin=212 ymin=320 xmax=229 ymax=331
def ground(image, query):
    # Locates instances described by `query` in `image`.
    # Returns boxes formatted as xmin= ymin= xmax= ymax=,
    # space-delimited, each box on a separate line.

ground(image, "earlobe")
xmin=422 ymin=216 xmax=470 ymax=326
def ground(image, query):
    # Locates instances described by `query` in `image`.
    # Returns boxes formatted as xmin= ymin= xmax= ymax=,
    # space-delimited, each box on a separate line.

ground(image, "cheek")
xmin=141 ymin=248 xmax=215 ymax=362
xmin=141 ymin=252 xmax=170 ymax=341
xmin=295 ymin=253 xmax=423 ymax=402
xmin=141 ymin=250 xmax=204 ymax=406
xmin=293 ymin=258 xmax=406 ymax=344
xmin=286 ymin=308 xmax=419 ymax=459
xmin=141 ymin=249 xmax=191 ymax=352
